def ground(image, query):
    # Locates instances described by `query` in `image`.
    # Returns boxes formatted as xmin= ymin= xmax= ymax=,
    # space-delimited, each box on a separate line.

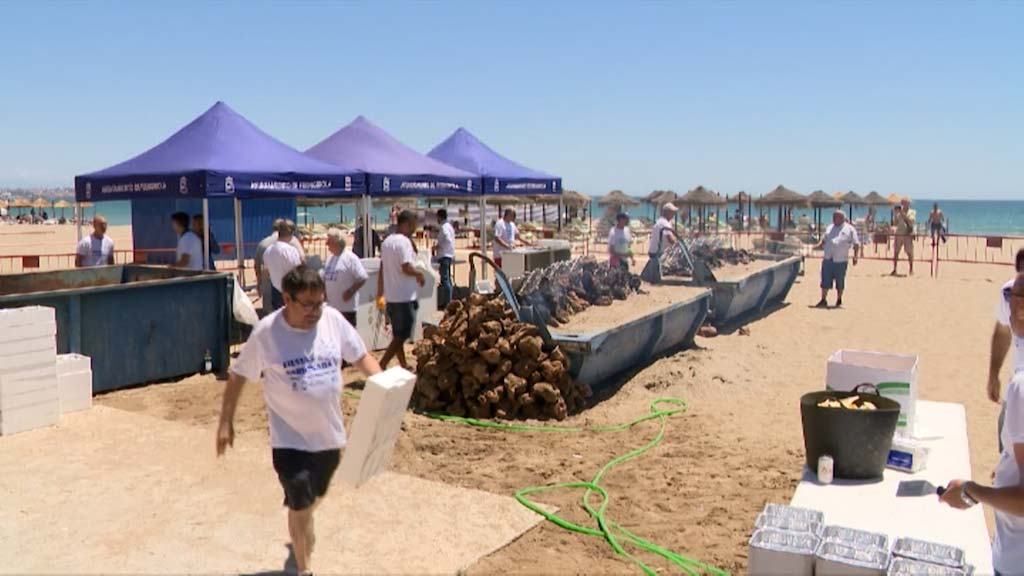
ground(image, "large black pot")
xmin=800 ymin=386 xmax=901 ymax=479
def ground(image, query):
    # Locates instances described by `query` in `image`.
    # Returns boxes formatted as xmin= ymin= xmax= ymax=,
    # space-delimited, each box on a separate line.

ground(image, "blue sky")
xmin=1 ymin=1 xmax=1021 ymax=199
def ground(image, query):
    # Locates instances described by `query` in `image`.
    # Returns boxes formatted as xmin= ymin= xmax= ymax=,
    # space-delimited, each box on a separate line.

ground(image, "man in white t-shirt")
xmin=607 ymin=212 xmax=633 ymax=271
xmin=492 ymin=208 xmax=530 ymax=267
xmin=377 ymin=210 xmax=425 ymax=370
xmin=264 ymin=219 xmax=304 ymax=311
xmin=321 ymin=227 xmax=367 ymax=327
xmin=217 ymin=265 xmax=381 ymax=576
xmin=75 ymin=215 xmax=114 ymax=267
xmin=641 ymin=203 xmax=678 ymax=284
xmin=942 ymin=273 xmax=1024 ymax=576
xmin=170 ymin=212 xmax=204 ymax=271
xmin=989 ymin=249 xmax=1024 ymax=452
xmin=433 ymin=209 xmax=456 ymax=308
xmin=255 ymin=219 xmax=306 ymax=314
xmin=813 ymin=210 xmax=860 ymax=308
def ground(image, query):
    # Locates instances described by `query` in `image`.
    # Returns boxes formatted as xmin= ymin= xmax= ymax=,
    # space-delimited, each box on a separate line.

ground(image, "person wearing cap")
xmin=492 ymin=208 xmax=531 ymax=268
xmin=813 ymin=209 xmax=859 ymax=308
xmin=641 ymin=203 xmax=678 ymax=283
xmin=941 ymin=274 xmax=1024 ymax=576
xmin=608 ymin=212 xmax=634 ymax=272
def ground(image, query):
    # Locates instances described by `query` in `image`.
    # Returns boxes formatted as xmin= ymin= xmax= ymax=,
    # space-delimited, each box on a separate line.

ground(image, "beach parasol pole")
xmin=234 ymin=198 xmax=244 ymax=276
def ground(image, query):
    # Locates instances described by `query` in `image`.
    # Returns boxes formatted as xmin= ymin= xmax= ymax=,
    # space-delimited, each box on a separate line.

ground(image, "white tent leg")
xmin=234 ymin=198 xmax=244 ymax=280
xmin=76 ymin=203 xmax=83 ymax=241
xmin=202 ymin=198 xmax=210 ymax=271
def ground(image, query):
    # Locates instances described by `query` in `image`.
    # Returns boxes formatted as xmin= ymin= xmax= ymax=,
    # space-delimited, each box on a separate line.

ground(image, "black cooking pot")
xmin=800 ymin=385 xmax=901 ymax=480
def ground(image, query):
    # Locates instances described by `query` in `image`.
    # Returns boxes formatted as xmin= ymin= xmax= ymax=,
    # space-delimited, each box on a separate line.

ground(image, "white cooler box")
xmin=826 ymin=349 xmax=918 ymax=437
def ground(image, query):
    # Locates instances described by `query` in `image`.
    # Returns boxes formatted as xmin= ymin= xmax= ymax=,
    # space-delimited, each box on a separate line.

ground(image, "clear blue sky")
xmin=1 ymin=1 xmax=1021 ymax=199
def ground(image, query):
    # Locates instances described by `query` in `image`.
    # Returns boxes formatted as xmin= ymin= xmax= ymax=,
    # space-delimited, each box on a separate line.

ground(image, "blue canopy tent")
xmin=74 ymin=101 xmax=365 ymax=270
xmin=427 ymin=126 xmax=563 ymax=255
xmin=306 ymin=115 xmax=480 ymax=256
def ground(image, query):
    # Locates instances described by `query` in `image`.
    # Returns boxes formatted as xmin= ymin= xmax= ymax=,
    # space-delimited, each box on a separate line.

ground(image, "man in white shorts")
xmin=75 ymin=215 xmax=115 ymax=267
xmin=217 ymin=265 xmax=381 ymax=576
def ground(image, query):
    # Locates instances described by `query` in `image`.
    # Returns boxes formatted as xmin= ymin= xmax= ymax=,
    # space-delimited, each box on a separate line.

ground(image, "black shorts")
xmin=271 ymin=448 xmax=341 ymax=511
xmin=342 ymin=311 xmax=357 ymax=328
xmin=387 ymin=301 xmax=418 ymax=341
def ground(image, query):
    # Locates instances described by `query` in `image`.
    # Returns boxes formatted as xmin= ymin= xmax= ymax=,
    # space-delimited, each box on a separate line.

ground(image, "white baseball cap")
xmin=662 ymin=202 xmax=678 ymax=212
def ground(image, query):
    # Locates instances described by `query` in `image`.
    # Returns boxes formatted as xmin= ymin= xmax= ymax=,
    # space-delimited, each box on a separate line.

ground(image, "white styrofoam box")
xmin=826 ymin=349 xmax=918 ymax=436
xmin=0 ymin=378 xmax=58 ymax=411
xmin=56 ymin=354 xmax=92 ymax=377
xmin=748 ymin=528 xmax=820 ymax=575
xmin=57 ymin=370 xmax=93 ymax=414
xmin=0 ymin=321 xmax=57 ymax=345
xmin=0 ymin=335 xmax=58 ymax=357
xmin=0 ymin=399 xmax=59 ymax=435
xmin=354 ymin=257 xmax=436 ymax=351
xmin=0 ymin=306 xmax=55 ymax=330
xmin=0 ymin=349 xmax=58 ymax=376
xmin=0 ymin=364 xmax=58 ymax=395
xmin=339 ymin=367 xmax=416 ymax=488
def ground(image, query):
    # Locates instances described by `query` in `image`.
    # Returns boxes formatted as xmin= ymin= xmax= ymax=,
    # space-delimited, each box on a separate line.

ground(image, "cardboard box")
xmin=0 ymin=399 xmax=59 ymax=435
xmin=826 ymin=349 xmax=918 ymax=437
xmin=58 ymin=370 xmax=93 ymax=414
xmin=56 ymin=354 xmax=92 ymax=377
xmin=338 ymin=367 xmax=416 ymax=488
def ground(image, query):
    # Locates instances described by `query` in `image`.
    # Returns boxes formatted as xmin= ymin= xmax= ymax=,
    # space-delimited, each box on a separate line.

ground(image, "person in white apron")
xmin=641 ymin=203 xmax=678 ymax=283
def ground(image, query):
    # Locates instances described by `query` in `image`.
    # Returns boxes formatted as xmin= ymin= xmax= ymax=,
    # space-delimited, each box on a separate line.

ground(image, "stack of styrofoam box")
xmin=56 ymin=353 xmax=93 ymax=413
xmin=0 ymin=306 xmax=59 ymax=435
xmin=339 ymin=366 xmax=416 ymax=488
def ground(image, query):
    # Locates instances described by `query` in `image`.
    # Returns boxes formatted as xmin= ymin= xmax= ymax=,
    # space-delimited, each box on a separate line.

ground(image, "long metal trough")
xmin=0 ymin=265 xmax=232 ymax=393
xmin=549 ymin=289 xmax=712 ymax=393
xmin=700 ymin=255 xmax=801 ymax=328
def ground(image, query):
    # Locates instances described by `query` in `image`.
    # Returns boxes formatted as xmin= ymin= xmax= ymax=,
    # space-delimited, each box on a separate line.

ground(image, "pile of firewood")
xmin=660 ymin=240 xmax=754 ymax=276
xmin=413 ymin=294 xmax=591 ymax=420
xmin=517 ymin=256 xmax=642 ymax=327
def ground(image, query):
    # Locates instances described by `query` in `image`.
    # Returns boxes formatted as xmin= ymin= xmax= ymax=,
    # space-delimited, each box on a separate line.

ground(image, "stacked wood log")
xmin=413 ymin=294 xmax=591 ymax=420
xmin=517 ymin=256 xmax=642 ymax=327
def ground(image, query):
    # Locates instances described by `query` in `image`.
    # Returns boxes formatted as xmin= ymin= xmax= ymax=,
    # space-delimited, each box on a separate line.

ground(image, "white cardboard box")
xmin=0 ymin=306 xmax=55 ymax=330
xmin=58 ymin=370 xmax=93 ymax=414
xmin=56 ymin=354 xmax=92 ymax=377
xmin=826 ymin=349 xmax=918 ymax=436
xmin=0 ymin=399 xmax=59 ymax=436
xmin=339 ymin=367 xmax=416 ymax=488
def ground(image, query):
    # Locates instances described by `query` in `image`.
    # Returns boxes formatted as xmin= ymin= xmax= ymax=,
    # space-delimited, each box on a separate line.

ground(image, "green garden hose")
xmin=427 ymin=398 xmax=729 ymax=576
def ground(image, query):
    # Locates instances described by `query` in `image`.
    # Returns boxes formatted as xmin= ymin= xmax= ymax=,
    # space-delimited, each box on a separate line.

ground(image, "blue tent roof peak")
xmin=427 ymin=128 xmax=561 ymax=195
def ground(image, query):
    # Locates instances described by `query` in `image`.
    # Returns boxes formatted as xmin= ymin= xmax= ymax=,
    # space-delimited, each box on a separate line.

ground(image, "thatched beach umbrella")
xmin=863 ymin=191 xmax=892 ymax=206
xmin=598 ymin=189 xmax=641 ymax=208
xmin=53 ymin=200 xmax=71 ymax=219
xmin=678 ymin=185 xmax=726 ymax=233
xmin=755 ymin=185 xmax=808 ymax=231
xmin=645 ymin=190 xmax=677 ymax=219
xmin=836 ymin=191 xmax=864 ymax=219
xmin=807 ymin=190 xmax=842 ymax=234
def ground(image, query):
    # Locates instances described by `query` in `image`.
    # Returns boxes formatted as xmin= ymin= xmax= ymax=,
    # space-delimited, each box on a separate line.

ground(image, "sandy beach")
xmin=50 ymin=256 xmax=1003 ymax=573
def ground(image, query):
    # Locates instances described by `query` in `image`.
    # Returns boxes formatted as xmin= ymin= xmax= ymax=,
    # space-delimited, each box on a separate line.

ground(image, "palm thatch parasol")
xmin=754 ymin=185 xmax=807 ymax=232
xmin=598 ymin=190 xmax=641 ymax=207
xmin=807 ymin=190 xmax=842 ymax=234
xmin=862 ymin=191 xmax=892 ymax=206
xmin=560 ymin=190 xmax=591 ymax=208
xmin=678 ymin=186 xmax=727 ymax=233
xmin=31 ymin=197 xmax=50 ymax=209
xmin=11 ymin=197 xmax=32 ymax=208
xmin=887 ymin=193 xmax=907 ymax=204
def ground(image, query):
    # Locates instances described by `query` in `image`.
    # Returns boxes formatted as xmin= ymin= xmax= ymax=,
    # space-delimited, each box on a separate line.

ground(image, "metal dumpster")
xmin=550 ymin=289 xmax=712 ymax=393
xmin=700 ymin=255 xmax=801 ymax=328
xmin=0 ymin=265 xmax=232 ymax=393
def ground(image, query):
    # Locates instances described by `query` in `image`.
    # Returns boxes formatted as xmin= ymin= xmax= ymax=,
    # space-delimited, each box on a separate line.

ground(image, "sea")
xmin=47 ymin=198 xmax=1024 ymax=237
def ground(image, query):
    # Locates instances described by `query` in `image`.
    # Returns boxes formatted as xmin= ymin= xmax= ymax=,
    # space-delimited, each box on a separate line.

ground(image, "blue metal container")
xmin=550 ymin=289 xmax=711 ymax=392
xmin=0 ymin=265 xmax=232 ymax=393
xmin=704 ymin=255 xmax=801 ymax=328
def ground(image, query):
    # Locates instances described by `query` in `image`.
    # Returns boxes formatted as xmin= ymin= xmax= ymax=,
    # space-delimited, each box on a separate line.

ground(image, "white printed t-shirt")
xmin=381 ymin=234 xmax=419 ymax=303
xmin=436 ymin=221 xmax=456 ymax=259
xmin=492 ymin=219 xmax=518 ymax=260
xmin=996 ymin=278 xmax=1024 ymax=374
xmin=264 ymin=240 xmax=303 ymax=291
xmin=76 ymin=235 xmax=114 ymax=267
xmin=608 ymin=227 xmax=631 ymax=256
xmin=230 ymin=307 xmax=367 ymax=451
xmin=321 ymin=250 xmax=368 ymax=313
xmin=822 ymin=222 xmax=860 ymax=263
xmin=993 ymin=372 xmax=1024 ymax=573
xmin=176 ymin=231 xmax=204 ymax=271
xmin=648 ymin=217 xmax=673 ymax=254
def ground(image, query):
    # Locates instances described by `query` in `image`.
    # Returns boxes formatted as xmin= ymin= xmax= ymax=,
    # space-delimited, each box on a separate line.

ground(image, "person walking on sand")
xmin=814 ymin=210 xmax=860 ymax=308
xmin=989 ymin=249 xmax=1024 ymax=453
xmin=264 ymin=219 xmax=305 ymax=311
xmin=433 ymin=209 xmax=456 ymax=309
xmin=941 ymin=274 xmax=1024 ymax=576
xmin=256 ymin=220 xmax=306 ymax=314
xmin=217 ymin=265 xmax=382 ymax=576
xmin=321 ymin=228 xmax=367 ymax=328
xmin=891 ymin=198 xmax=916 ymax=276
xmin=170 ymin=211 xmax=204 ymax=271
xmin=377 ymin=210 xmax=425 ymax=370
xmin=608 ymin=212 xmax=634 ymax=272
xmin=75 ymin=215 xmax=114 ymax=267
xmin=641 ymin=203 xmax=679 ymax=284
xmin=928 ymin=202 xmax=947 ymax=244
